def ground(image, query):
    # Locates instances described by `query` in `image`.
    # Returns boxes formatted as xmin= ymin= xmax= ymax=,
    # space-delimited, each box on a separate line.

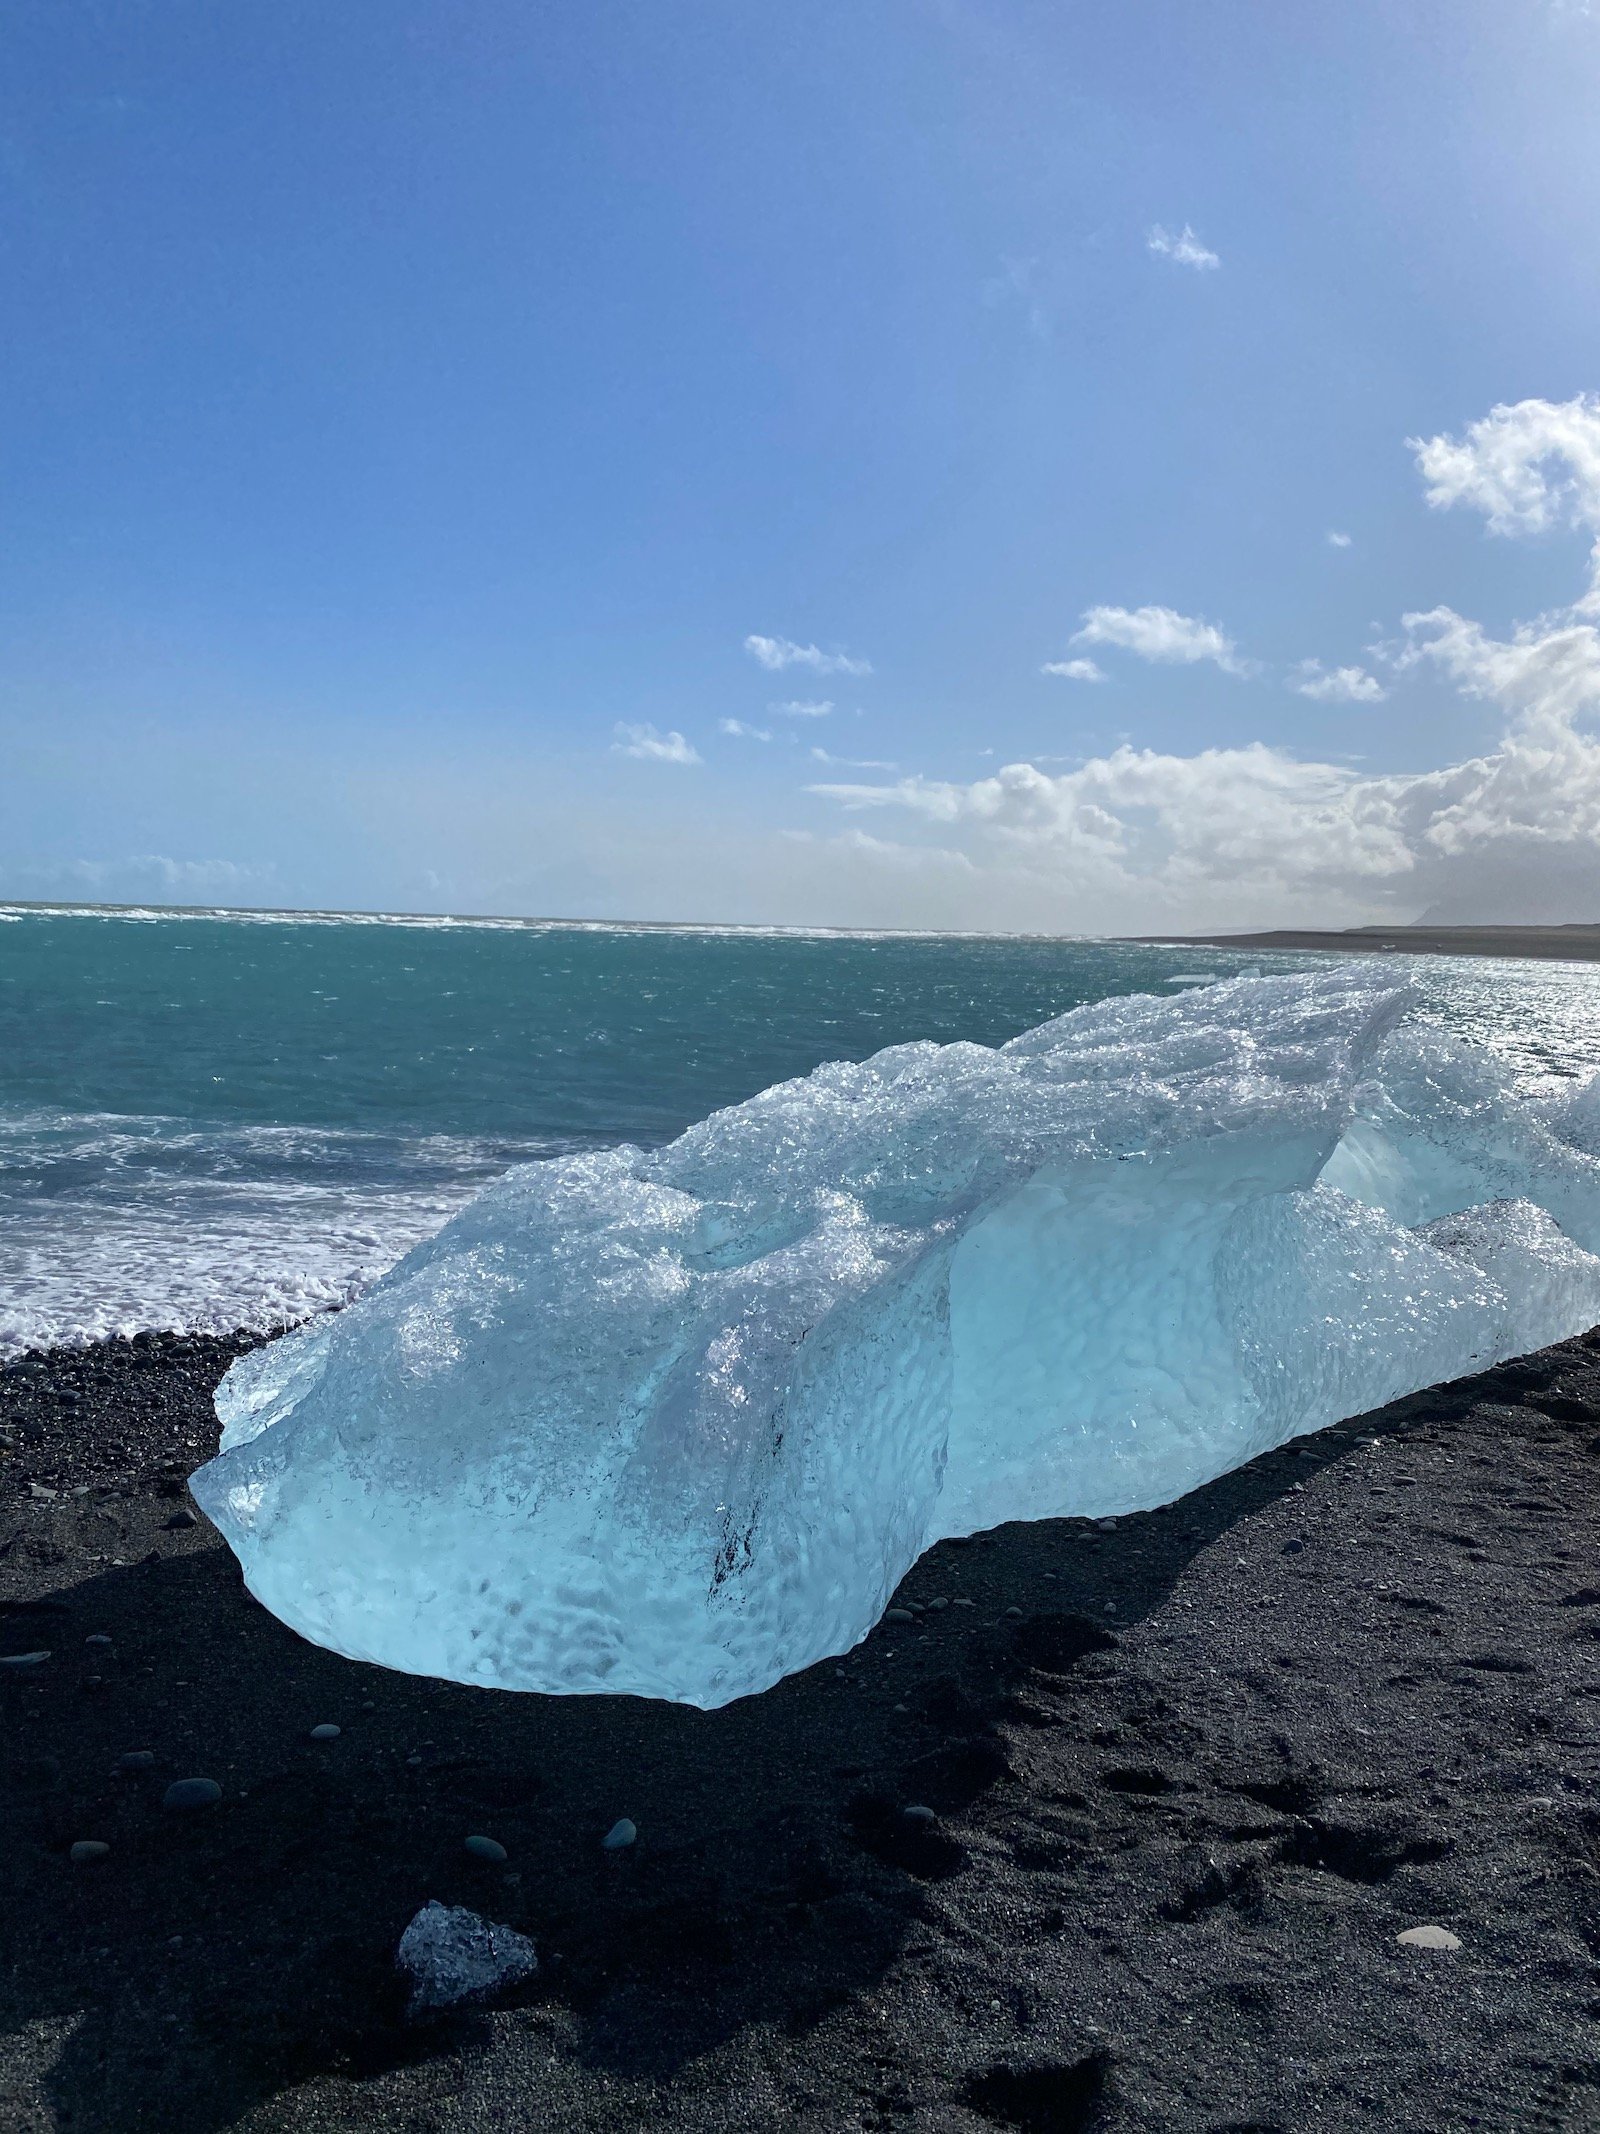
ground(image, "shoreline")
xmin=1126 ymin=923 xmax=1600 ymax=963
xmin=5 ymin=1328 xmax=1600 ymax=2132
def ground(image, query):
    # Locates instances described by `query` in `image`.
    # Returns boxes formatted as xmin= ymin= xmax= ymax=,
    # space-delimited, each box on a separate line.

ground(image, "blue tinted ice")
xmin=191 ymin=968 xmax=1600 ymax=1707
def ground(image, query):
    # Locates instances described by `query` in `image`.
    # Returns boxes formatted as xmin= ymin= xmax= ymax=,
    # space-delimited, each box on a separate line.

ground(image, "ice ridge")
xmin=191 ymin=967 xmax=1600 ymax=1708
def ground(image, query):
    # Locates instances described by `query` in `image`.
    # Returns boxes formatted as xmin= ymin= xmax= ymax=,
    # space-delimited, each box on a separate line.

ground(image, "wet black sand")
xmin=3 ymin=1330 xmax=1600 ymax=2134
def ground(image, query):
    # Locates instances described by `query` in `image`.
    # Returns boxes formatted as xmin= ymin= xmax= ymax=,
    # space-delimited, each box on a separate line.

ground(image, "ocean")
xmin=5 ymin=903 xmax=1600 ymax=1359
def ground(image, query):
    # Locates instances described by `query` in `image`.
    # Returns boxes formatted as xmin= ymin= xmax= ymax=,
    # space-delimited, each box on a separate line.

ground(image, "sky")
xmin=4 ymin=0 xmax=1600 ymax=932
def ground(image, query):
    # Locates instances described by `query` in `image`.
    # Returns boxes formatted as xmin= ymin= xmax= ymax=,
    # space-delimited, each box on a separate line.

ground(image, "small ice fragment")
xmin=1396 ymin=1924 xmax=1461 ymax=1952
xmin=601 ymin=1818 xmax=637 ymax=1850
xmin=396 ymin=1901 xmax=537 ymax=2015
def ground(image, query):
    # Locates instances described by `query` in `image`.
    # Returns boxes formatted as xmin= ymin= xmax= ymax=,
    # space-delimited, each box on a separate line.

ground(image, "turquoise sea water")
xmin=5 ymin=903 xmax=1600 ymax=1355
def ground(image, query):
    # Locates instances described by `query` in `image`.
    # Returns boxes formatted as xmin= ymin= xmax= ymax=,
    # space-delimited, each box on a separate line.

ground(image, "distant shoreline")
xmin=1127 ymin=923 xmax=1600 ymax=964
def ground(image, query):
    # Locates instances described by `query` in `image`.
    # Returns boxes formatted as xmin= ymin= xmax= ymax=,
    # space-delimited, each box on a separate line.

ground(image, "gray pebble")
xmin=602 ymin=1818 xmax=637 ymax=1850
xmin=308 ymin=1723 xmax=341 ymax=1741
xmin=952 ymin=1596 xmax=975 ymax=1608
xmin=115 ymin=1750 xmax=156 ymax=1773
xmin=163 ymin=1777 xmax=222 ymax=1811
xmin=464 ymin=1834 xmax=508 ymax=1863
xmin=884 ymin=1608 xmax=914 ymax=1624
xmin=1004 ymin=1606 xmax=1025 ymax=1619
xmin=902 ymin=1804 xmax=937 ymax=1826
xmin=164 ymin=1509 xmax=198 ymax=1530
xmin=85 ymin=1633 xmax=114 ymax=1648
xmin=925 ymin=1597 xmax=949 ymax=1613
xmin=70 ymin=1840 xmax=111 ymax=1864
xmin=0 ymin=1651 xmax=50 ymax=1669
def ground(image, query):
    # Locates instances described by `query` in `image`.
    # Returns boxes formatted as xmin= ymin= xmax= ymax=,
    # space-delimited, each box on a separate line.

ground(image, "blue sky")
xmin=5 ymin=0 xmax=1600 ymax=929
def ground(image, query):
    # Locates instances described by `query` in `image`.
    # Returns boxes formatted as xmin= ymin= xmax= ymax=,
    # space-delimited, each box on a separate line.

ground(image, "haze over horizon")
xmin=6 ymin=2 xmax=1600 ymax=934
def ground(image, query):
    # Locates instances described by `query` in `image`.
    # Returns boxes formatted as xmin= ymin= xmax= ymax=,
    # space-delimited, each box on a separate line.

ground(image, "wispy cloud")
xmin=769 ymin=698 xmax=834 ymax=719
xmin=744 ymin=635 xmax=872 ymax=677
xmin=980 ymin=254 xmax=1048 ymax=339
xmin=1327 ymin=530 xmax=1353 ymax=549
xmin=1073 ymin=603 xmax=1249 ymax=675
xmin=612 ymin=722 xmax=701 ymax=764
xmin=1146 ymin=223 xmax=1220 ymax=271
xmin=1292 ymin=659 xmax=1387 ymax=704
xmin=810 ymin=746 xmax=898 ymax=771
xmin=1040 ymin=657 xmax=1107 ymax=683
xmin=719 ymin=717 xmax=772 ymax=741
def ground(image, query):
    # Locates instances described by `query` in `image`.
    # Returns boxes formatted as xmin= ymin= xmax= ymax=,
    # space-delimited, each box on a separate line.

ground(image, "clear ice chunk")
xmin=395 ymin=1902 xmax=537 ymax=2014
xmin=190 ymin=968 xmax=1600 ymax=1709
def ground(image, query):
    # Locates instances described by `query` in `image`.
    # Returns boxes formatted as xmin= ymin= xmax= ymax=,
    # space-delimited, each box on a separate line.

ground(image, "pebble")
xmin=1004 ymin=1606 xmax=1025 ymax=1619
xmin=163 ymin=1777 xmax=222 ymax=1811
xmin=1 ymin=1651 xmax=50 ymax=1668
xmin=308 ymin=1723 xmax=341 ymax=1741
xmin=884 ymin=1608 xmax=915 ymax=1624
xmin=464 ymin=1834 xmax=507 ymax=1863
xmin=1096 ymin=1517 xmax=1118 ymax=1531
xmin=69 ymin=1841 xmax=111 ymax=1864
xmin=902 ymin=1804 xmax=937 ymax=1827
xmin=602 ymin=1818 xmax=637 ymax=1850
xmin=164 ymin=1510 xmax=198 ymax=1530
xmin=115 ymin=1750 xmax=156 ymax=1773
xmin=1397 ymin=1924 xmax=1461 ymax=1952
xmin=952 ymin=1597 xmax=975 ymax=1609
xmin=84 ymin=1633 xmax=114 ymax=1648
xmin=925 ymin=1597 xmax=950 ymax=1613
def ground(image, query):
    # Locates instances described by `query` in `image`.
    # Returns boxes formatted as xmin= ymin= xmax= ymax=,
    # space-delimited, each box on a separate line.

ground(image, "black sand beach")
xmin=4 ymin=1329 xmax=1600 ymax=2134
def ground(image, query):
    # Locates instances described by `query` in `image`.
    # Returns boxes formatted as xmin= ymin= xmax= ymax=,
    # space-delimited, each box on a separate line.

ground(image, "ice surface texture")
xmin=395 ymin=1902 xmax=537 ymax=2015
xmin=191 ymin=969 xmax=1600 ymax=1708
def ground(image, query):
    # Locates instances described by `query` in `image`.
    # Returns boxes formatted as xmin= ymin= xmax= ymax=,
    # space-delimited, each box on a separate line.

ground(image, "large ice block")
xmin=190 ymin=968 xmax=1600 ymax=1706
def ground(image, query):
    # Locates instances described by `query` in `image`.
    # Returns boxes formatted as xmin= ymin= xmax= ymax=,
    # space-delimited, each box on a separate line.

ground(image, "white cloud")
xmin=810 ymin=747 xmax=898 ymax=771
xmin=801 ymin=463 xmax=1600 ymax=928
xmin=769 ymin=698 xmax=834 ymax=719
xmin=612 ymin=722 xmax=701 ymax=765
xmin=1327 ymin=530 xmax=1353 ymax=548
xmin=1040 ymin=657 xmax=1107 ymax=683
xmin=1410 ymin=393 xmax=1600 ymax=604
xmin=719 ymin=717 xmax=772 ymax=741
xmin=744 ymin=635 xmax=872 ymax=677
xmin=1292 ymin=659 xmax=1387 ymax=704
xmin=1073 ymin=603 xmax=1249 ymax=675
xmin=1147 ymin=223 xmax=1220 ymax=271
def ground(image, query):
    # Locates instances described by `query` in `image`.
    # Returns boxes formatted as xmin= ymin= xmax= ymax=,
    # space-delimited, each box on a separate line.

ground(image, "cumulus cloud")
xmin=769 ymin=698 xmax=834 ymax=719
xmin=801 ymin=410 xmax=1600 ymax=928
xmin=720 ymin=718 xmax=772 ymax=741
xmin=1147 ymin=223 xmax=1220 ymax=270
xmin=1040 ymin=657 xmax=1107 ymax=683
xmin=1073 ymin=604 xmax=1248 ymax=675
xmin=1410 ymin=393 xmax=1600 ymax=604
xmin=1292 ymin=660 xmax=1387 ymax=704
xmin=744 ymin=635 xmax=872 ymax=677
xmin=612 ymin=722 xmax=701 ymax=764
xmin=1327 ymin=530 xmax=1353 ymax=549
